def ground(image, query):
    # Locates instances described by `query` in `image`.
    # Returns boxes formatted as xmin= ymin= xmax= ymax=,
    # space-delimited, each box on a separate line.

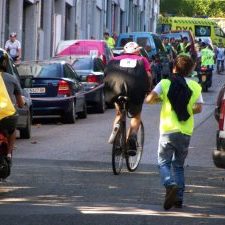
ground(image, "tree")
xmin=160 ymin=0 xmax=225 ymax=17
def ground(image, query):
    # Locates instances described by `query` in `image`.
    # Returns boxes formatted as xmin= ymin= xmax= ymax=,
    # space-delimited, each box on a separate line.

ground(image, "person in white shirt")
xmin=216 ymin=43 xmax=225 ymax=73
xmin=5 ymin=32 xmax=22 ymax=63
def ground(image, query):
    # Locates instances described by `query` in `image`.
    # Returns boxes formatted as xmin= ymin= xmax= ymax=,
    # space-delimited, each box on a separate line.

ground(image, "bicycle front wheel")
xmin=126 ymin=121 xmax=144 ymax=172
xmin=112 ymin=125 xmax=124 ymax=175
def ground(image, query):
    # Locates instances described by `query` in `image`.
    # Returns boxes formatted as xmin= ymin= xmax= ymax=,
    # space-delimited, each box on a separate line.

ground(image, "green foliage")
xmin=160 ymin=0 xmax=225 ymax=17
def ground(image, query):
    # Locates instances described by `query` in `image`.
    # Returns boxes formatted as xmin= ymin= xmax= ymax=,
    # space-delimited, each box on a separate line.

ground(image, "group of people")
xmin=104 ymin=41 xmax=203 ymax=210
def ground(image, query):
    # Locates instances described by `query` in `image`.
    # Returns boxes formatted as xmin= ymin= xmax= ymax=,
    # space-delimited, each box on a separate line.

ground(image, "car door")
xmin=63 ymin=64 xmax=84 ymax=111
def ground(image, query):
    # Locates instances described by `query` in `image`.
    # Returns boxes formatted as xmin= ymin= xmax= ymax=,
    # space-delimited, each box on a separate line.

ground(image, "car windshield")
xmin=17 ymin=63 xmax=61 ymax=78
xmin=73 ymin=58 xmax=93 ymax=70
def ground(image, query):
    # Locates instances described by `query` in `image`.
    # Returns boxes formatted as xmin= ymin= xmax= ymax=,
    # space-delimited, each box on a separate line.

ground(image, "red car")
xmin=55 ymin=40 xmax=113 ymax=65
xmin=214 ymin=85 xmax=225 ymax=169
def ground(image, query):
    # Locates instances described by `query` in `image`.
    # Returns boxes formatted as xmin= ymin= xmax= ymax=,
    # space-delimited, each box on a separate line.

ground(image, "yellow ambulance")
xmin=158 ymin=16 xmax=225 ymax=46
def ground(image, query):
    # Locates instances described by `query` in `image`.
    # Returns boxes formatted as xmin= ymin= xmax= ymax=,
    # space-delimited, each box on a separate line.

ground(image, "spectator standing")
xmin=5 ymin=32 xmax=22 ymax=63
xmin=215 ymin=42 xmax=225 ymax=73
xmin=103 ymin=32 xmax=115 ymax=49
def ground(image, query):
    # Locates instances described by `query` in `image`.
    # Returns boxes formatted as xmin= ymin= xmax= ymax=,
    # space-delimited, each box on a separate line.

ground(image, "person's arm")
xmin=145 ymin=90 xmax=161 ymax=104
xmin=5 ymin=41 xmax=9 ymax=52
xmin=17 ymin=48 xmax=22 ymax=60
xmin=16 ymin=94 xmax=25 ymax=108
xmin=193 ymin=93 xmax=203 ymax=114
xmin=17 ymin=41 xmax=22 ymax=59
xmin=192 ymin=103 xmax=202 ymax=114
xmin=13 ymin=76 xmax=25 ymax=108
xmin=145 ymin=82 xmax=162 ymax=104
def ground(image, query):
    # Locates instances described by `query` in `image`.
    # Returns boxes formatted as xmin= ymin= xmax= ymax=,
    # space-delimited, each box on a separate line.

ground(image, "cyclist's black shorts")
xmin=0 ymin=113 xmax=18 ymax=135
xmin=104 ymin=59 xmax=150 ymax=117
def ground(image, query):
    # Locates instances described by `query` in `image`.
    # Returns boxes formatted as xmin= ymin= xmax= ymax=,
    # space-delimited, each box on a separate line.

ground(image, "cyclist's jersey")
xmin=104 ymin=55 xmax=150 ymax=105
xmin=112 ymin=54 xmax=151 ymax=73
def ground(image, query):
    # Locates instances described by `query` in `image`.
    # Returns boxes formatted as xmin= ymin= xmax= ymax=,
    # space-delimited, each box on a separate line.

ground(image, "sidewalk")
xmin=0 ymin=159 xmax=224 ymax=225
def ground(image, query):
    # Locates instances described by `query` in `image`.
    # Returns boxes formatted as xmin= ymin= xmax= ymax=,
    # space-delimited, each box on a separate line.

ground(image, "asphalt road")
xmin=0 ymin=73 xmax=225 ymax=225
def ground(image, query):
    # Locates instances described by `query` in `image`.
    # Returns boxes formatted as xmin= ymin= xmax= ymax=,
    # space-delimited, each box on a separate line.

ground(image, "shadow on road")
xmin=0 ymin=159 xmax=224 ymax=225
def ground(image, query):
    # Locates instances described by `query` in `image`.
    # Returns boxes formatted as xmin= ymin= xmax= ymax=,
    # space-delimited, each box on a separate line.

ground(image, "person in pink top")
xmin=104 ymin=42 xmax=152 ymax=156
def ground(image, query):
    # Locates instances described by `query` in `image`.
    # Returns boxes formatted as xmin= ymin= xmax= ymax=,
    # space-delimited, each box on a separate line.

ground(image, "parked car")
xmin=160 ymin=30 xmax=197 ymax=59
xmin=214 ymin=84 xmax=225 ymax=169
xmin=17 ymin=60 xmax=87 ymax=123
xmin=55 ymin=40 xmax=114 ymax=65
xmin=71 ymin=56 xmax=106 ymax=113
xmin=4 ymin=50 xmax=33 ymax=139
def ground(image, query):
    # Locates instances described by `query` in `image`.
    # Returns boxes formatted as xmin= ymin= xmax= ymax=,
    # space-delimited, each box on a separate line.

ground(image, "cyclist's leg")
xmin=129 ymin=113 xmax=141 ymax=135
xmin=113 ymin=103 xmax=122 ymax=127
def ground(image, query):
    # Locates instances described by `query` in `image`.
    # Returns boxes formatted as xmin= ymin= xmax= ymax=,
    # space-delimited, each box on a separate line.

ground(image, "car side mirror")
xmin=20 ymin=75 xmax=33 ymax=88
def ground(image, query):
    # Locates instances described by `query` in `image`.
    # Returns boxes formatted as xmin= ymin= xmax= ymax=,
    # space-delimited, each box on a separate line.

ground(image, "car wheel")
xmin=20 ymin=110 xmax=31 ymax=139
xmin=95 ymin=91 xmax=105 ymax=113
xmin=63 ymin=100 xmax=76 ymax=124
xmin=77 ymin=101 xmax=87 ymax=119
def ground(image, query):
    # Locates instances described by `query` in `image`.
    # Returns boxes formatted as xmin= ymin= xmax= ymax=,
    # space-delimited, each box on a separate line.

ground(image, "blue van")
xmin=115 ymin=32 xmax=166 ymax=59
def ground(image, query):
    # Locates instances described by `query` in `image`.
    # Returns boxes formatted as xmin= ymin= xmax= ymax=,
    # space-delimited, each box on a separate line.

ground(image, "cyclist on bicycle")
xmin=104 ymin=42 xmax=152 ymax=156
xmin=0 ymin=49 xmax=25 ymax=165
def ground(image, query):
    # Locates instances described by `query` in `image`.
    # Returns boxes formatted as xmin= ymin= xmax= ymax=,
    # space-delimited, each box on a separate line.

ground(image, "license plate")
xmin=27 ymin=87 xmax=46 ymax=94
xmin=202 ymin=75 xmax=207 ymax=82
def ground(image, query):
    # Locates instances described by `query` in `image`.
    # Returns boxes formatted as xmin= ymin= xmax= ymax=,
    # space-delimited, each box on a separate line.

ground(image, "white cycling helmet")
xmin=124 ymin=42 xmax=142 ymax=54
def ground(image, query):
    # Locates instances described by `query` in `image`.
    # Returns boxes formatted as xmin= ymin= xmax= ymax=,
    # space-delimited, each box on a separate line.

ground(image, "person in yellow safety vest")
xmin=145 ymin=55 xmax=203 ymax=210
xmin=200 ymin=42 xmax=215 ymax=67
xmin=177 ymin=37 xmax=191 ymax=57
xmin=103 ymin=32 xmax=115 ymax=49
xmin=199 ymin=41 xmax=215 ymax=86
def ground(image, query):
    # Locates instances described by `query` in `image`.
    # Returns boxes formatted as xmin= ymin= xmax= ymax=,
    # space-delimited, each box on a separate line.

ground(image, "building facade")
xmin=0 ymin=0 xmax=160 ymax=60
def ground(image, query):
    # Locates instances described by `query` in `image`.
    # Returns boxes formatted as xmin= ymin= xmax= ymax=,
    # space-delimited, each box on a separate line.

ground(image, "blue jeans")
xmin=158 ymin=132 xmax=190 ymax=201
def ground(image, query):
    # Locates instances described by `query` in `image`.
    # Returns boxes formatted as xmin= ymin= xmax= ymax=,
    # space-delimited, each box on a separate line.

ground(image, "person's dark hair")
xmin=104 ymin=32 xmax=109 ymax=36
xmin=0 ymin=50 xmax=8 ymax=71
xmin=174 ymin=55 xmax=194 ymax=77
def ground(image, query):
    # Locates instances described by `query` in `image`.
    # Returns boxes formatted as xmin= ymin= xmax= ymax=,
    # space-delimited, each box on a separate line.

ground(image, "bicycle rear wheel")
xmin=126 ymin=121 xmax=144 ymax=172
xmin=112 ymin=125 xmax=124 ymax=175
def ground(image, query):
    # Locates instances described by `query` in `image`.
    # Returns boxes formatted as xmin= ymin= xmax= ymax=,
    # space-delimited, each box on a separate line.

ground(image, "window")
xmin=93 ymin=59 xmax=104 ymax=72
xmin=64 ymin=64 xmax=77 ymax=80
xmin=152 ymin=35 xmax=166 ymax=53
xmin=195 ymin=26 xmax=211 ymax=37
xmin=17 ymin=63 xmax=61 ymax=78
xmin=137 ymin=37 xmax=152 ymax=53
xmin=120 ymin=37 xmax=133 ymax=47
xmin=72 ymin=58 xmax=93 ymax=70
xmin=214 ymin=27 xmax=225 ymax=37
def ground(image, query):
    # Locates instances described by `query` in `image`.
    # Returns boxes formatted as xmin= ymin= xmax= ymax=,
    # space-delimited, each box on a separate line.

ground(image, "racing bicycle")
xmin=111 ymin=96 xmax=144 ymax=175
